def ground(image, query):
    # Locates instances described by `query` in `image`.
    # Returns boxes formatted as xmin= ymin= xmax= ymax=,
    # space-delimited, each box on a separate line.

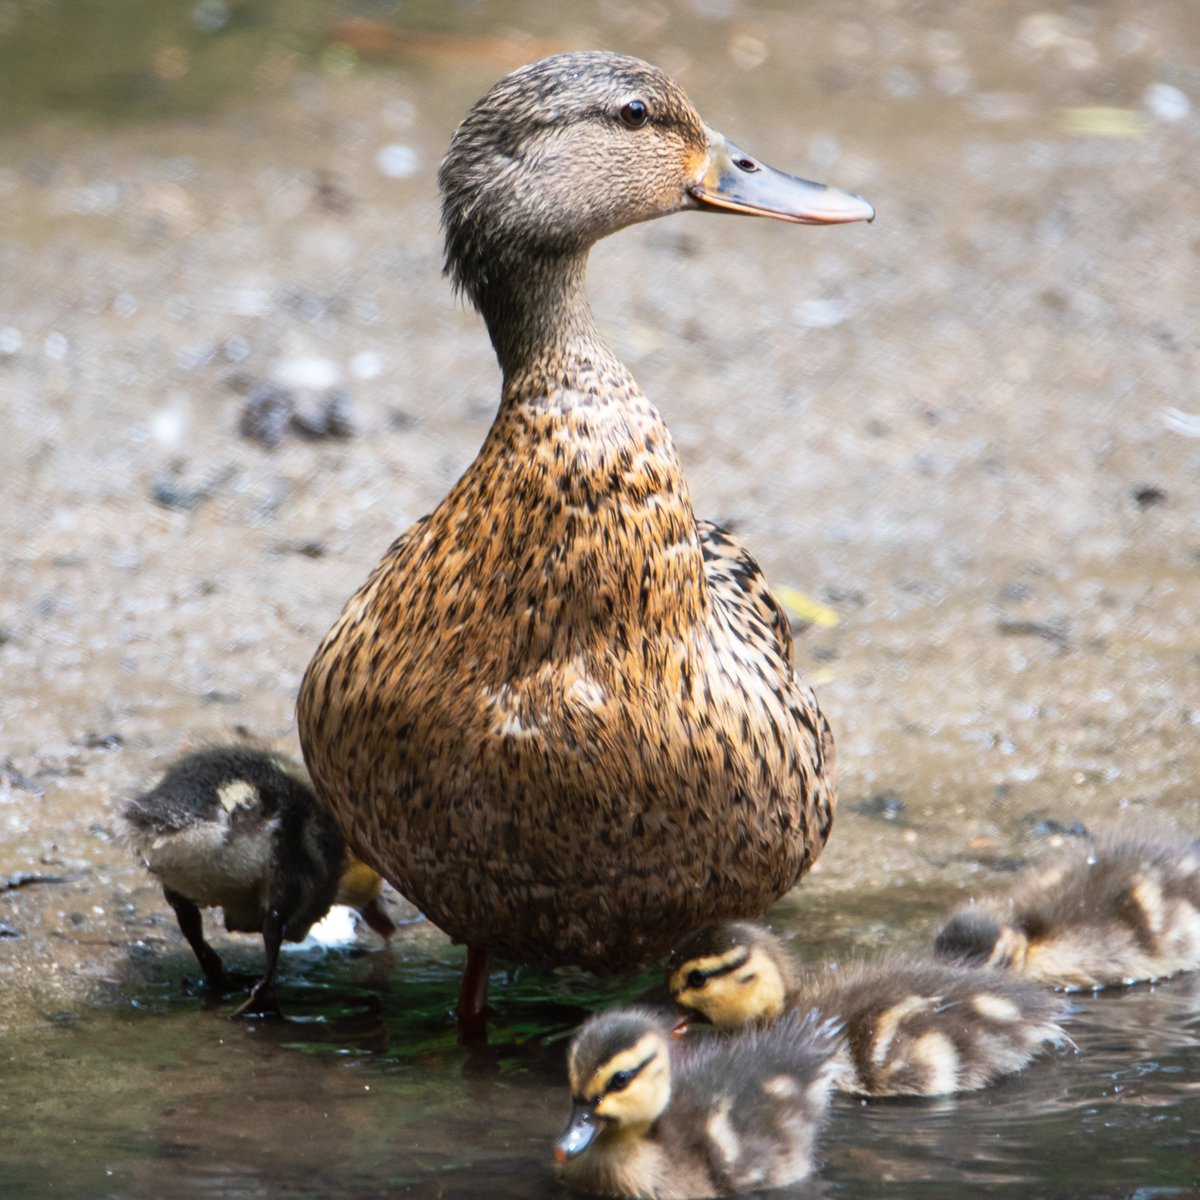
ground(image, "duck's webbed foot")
xmin=231 ymin=977 xmax=285 ymax=1020
xmin=230 ymin=906 xmax=286 ymax=1020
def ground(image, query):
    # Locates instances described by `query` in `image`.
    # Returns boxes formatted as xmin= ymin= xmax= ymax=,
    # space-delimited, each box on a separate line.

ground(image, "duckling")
xmin=668 ymin=921 xmax=1067 ymax=1097
xmin=297 ymin=51 xmax=872 ymax=1033
xmin=934 ymin=829 xmax=1200 ymax=989
xmin=555 ymin=1005 xmax=840 ymax=1198
xmin=123 ymin=746 xmax=395 ymax=1017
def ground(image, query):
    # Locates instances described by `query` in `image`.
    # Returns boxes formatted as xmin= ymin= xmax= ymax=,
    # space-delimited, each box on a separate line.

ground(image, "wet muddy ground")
xmin=1 ymin=0 xmax=1199 ymax=1196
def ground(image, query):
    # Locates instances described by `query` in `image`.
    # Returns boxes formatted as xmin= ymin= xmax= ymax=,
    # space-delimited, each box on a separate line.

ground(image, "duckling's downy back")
xmin=934 ymin=829 xmax=1200 ymax=989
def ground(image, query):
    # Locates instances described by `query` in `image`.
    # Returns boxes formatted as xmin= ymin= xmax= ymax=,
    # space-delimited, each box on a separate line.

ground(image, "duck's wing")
xmin=697 ymin=519 xmax=795 ymax=675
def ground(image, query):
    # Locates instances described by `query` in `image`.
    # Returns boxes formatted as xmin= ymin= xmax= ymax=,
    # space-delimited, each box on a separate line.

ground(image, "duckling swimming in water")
xmin=124 ymin=746 xmax=395 ymax=1017
xmin=933 ymin=829 xmax=1200 ymax=990
xmin=298 ymin=51 xmax=872 ymax=1033
xmin=555 ymin=1005 xmax=840 ymax=1198
xmin=668 ymin=921 xmax=1067 ymax=1097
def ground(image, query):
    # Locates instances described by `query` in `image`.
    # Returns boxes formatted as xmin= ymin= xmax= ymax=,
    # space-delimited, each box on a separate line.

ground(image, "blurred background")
xmin=1 ymin=1 xmax=1198 ymax=1196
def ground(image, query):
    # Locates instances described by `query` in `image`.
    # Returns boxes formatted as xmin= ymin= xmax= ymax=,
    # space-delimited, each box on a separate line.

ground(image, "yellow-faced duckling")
xmin=668 ymin=921 xmax=1067 ymax=1097
xmin=124 ymin=746 xmax=395 ymax=1017
xmin=298 ymin=51 xmax=872 ymax=1034
xmin=555 ymin=1005 xmax=840 ymax=1198
xmin=934 ymin=829 xmax=1200 ymax=990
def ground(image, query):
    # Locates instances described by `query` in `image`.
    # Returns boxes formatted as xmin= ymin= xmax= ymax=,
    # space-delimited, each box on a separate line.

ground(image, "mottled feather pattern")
xmin=297 ymin=52 xmax=837 ymax=974
xmin=934 ymin=830 xmax=1200 ymax=989
xmin=796 ymin=957 xmax=1067 ymax=1096
xmin=663 ymin=1010 xmax=841 ymax=1194
xmin=299 ymin=374 xmax=834 ymax=970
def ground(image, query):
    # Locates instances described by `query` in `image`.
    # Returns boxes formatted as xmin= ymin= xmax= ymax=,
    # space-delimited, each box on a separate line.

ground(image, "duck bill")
xmin=688 ymin=127 xmax=874 ymax=225
xmin=553 ymin=1104 xmax=606 ymax=1163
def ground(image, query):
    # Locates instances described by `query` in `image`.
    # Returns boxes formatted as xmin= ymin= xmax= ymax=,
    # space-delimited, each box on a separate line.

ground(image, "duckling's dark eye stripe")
xmin=691 ymin=948 xmax=752 ymax=984
xmin=605 ymin=1050 xmax=656 ymax=1095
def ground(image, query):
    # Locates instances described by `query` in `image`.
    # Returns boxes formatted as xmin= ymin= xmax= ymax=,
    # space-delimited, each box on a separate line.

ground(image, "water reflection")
xmin=2 ymin=916 xmax=1196 ymax=1198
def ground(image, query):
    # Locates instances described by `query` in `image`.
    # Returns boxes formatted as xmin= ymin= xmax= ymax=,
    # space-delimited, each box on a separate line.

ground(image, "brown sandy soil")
xmin=2 ymin=0 xmax=1198 ymax=1035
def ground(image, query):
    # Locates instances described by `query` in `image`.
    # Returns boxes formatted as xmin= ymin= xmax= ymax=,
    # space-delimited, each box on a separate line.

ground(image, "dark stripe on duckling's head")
xmin=668 ymin=920 xmax=765 ymax=970
xmin=579 ymin=1043 xmax=658 ymax=1106
xmin=668 ymin=921 xmax=794 ymax=1028
xmin=567 ymin=1008 xmax=672 ymax=1095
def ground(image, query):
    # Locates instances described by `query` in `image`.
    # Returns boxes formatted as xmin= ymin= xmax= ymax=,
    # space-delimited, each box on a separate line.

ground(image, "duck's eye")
xmin=734 ymin=156 xmax=760 ymax=173
xmin=619 ymin=99 xmax=649 ymax=129
xmin=686 ymin=969 xmax=706 ymax=991
xmin=608 ymin=1068 xmax=635 ymax=1092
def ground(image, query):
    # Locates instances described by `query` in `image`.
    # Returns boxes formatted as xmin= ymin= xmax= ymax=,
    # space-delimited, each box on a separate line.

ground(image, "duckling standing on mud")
xmin=669 ymin=921 xmax=1067 ymax=1097
xmin=298 ymin=51 xmax=873 ymax=1034
xmin=934 ymin=829 xmax=1200 ymax=989
xmin=555 ymin=1005 xmax=841 ymax=1199
xmin=124 ymin=746 xmax=395 ymax=1017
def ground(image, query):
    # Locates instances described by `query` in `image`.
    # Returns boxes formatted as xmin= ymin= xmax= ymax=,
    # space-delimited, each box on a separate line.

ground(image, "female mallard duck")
xmin=933 ymin=829 xmax=1200 ymax=989
xmin=124 ymin=746 xmax=395 ymax=1017
xmin=297 ymin=52 xmax=872 ymax=1032
xmin=668 ymin=921 xmax=1067 ymax=1097
xmin=555 ymin=1005 xmax=840 ymax=1198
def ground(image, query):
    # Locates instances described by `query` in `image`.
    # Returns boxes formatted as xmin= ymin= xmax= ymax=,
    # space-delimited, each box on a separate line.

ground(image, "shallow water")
xmin=2 ymin=0 xmax=1199 ymax=1195
xmin=3 ymin=903 xmax=1199 ymax=1198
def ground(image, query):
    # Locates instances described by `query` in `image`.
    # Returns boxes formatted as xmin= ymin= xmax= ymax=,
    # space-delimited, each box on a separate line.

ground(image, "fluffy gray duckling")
xmin=934 ymin=829 xmax=1200 ymax=989
xmin=555 ymin=1005 xmax=840 ymax=1198
xmin=124 ymin=745 xmax=395 ymax=1017
xmin=668 ymin=920 xmax=1067 ymax=1097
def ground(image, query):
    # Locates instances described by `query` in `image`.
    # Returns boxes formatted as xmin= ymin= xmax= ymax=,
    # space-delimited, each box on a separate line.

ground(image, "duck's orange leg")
xmin=456 ymin=945 xmax=491 ymax=1040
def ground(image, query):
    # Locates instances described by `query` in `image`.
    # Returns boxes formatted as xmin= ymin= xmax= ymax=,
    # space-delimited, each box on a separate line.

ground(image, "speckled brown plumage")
xmin=297 ymin=52 xmax=866 ymax=977
xmin=933 ymin=829 xmax=1200 ymax=989
xmin=668 ymin=921 xmax=1067 ymax=1097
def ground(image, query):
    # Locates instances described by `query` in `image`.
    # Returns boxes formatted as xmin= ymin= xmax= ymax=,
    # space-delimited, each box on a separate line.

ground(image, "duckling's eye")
xmin=608 ymin=1068 xmax=635 ymax=1092
xmin=686 ymin=969 xmax=706 ymax=991
xmin=619 ymin=99 xmax=649 ymax=129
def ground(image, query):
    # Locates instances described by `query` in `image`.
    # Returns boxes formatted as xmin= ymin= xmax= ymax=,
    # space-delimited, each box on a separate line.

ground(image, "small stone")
xmin=80 ymin=732 xmax=123 ymax=751
xmin=150 ymin=479 xmax=207 ymax=511
xmin=851 ymin=791 xmax=907 ymax=821
xmin=240 ymin=382 xmax=295 ymax=448
xmin=291 ymin=390 xmax=354 ymax=439
xmin=1025 ymin=816 xmax=1088 ymax=839
xmin=1132 ymin=483 xmax=1166 ymax=508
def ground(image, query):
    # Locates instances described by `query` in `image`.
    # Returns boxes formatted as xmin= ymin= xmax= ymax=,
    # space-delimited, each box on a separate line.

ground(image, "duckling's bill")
xmin=554 ymin=1104 xmax=606 ymax=1162
xmin=688 ymin=126 xmax=875 ymax=225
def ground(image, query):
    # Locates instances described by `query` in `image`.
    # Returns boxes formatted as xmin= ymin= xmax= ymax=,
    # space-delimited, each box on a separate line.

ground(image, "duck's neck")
xmin=473 ymin=249 xmax=631 ymax=396
xmin=459 ymin=247 xmax=708 ymax=641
